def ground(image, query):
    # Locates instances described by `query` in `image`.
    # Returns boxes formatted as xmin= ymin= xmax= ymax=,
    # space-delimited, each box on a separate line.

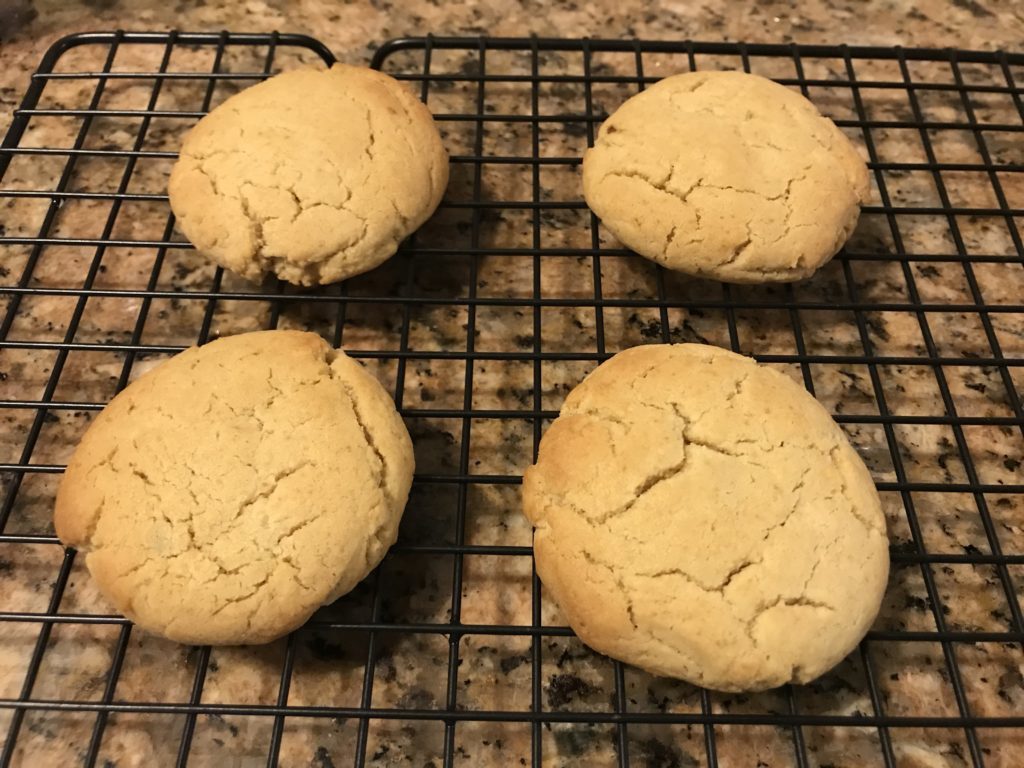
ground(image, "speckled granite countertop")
xmin=1 ymin=1 xmax=1024 ymax=767
xmin=3 ymin=0 xmax=1024 ymax=135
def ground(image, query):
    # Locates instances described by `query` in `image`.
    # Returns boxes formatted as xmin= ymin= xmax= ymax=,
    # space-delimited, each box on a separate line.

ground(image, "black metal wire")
xmin=528 ymin=35 xmax=546 ymax=768
xmin=0 ymin=31 xmax=1022 ymax=768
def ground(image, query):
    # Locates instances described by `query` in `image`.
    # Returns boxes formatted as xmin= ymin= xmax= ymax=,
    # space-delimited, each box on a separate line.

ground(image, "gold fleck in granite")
xmin=1 ymin=1 xmax=1023 ymax=767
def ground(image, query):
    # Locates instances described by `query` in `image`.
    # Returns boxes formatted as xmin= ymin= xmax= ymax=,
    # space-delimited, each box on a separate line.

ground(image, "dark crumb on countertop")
xmin=951 ymin=0 xmax=995 ymax=17
xmin=546 ymin=673 xmax=596 ymax=708
xmin=998 ymin=668 xmax=1023 ymax=703
xmin=313 ymin=745 xmax=336 ymax=768
xmin=867 ymin=316 xmax=891 ymax=342
xmin=632 ymin=314 xmax=710 ymax=345
xmin=184 ymin=645 xmax=205 ymax=668
xmin=205 ymin=712 xmax=239 ymax=737
xmin=500 ymin=652 xmax=530 ymax=674
xmin=397 ymin=688 xmax=436 ymax=709
xmin=376 ymin=652 xmax=398 ymax=684
xmin=552 ymin=642 xmax=593 ymax=669
xmin=905 ymin=594 xmax=930 ymax=612
xmin=647 ymin=688 xmax=672 ymax=712
xmin=552 ymin=725 xmax=600 ymax=757
xmin=890 ymin=539 xmax=917 ymax=556
xmin=26 ymin=717 xmax=57 ymax=739
xmin=637 ymin=736 xmax=699 ymax=768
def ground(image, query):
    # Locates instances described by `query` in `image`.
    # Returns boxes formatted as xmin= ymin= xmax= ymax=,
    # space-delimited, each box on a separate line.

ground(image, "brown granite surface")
xmin=0 ymin=1 xmax=1023 ymax=767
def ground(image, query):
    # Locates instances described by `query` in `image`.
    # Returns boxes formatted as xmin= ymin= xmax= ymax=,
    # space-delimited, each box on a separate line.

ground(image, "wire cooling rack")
xmin=0 ymin=30 xmax=1023 ymax=768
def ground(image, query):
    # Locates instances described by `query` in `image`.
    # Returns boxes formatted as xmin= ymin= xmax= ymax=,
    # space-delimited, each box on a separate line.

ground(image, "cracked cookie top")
xmin=582 ymin=71 xmax=870 ymax=283
xmin=522 ymin=343 xmax=889 ymax=691
xmin=168 ymin=64 xmax=449 ymax=286
xmin=54 ymin=331 xmax=414 ymax=645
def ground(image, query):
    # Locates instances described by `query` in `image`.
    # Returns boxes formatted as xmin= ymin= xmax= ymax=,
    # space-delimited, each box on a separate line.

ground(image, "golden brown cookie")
xmin=522 ymin=343 xmax=889 ymax=691
xmin=582 ymin=71 xmax=869 ymax=282
xmin=55 ymin=330 xmax=414 ymax=645
xmin=169 ymin=64 xmax=449 ymax=285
